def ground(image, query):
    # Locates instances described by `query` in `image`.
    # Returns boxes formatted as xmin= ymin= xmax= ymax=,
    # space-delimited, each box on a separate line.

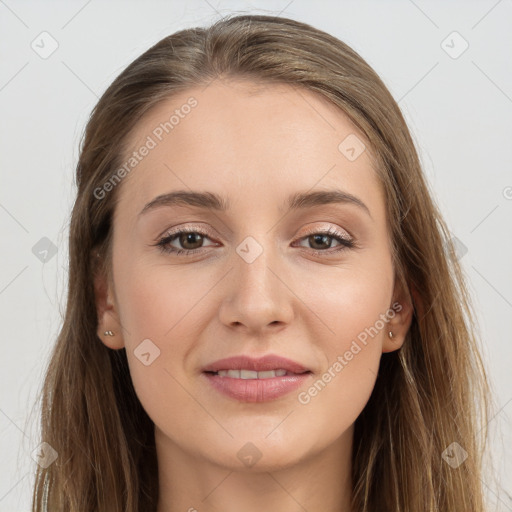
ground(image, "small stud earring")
xmin=104 ymin=330 xmax=115 ymax=336
xmin=388 ymin=331 xmax=394 ymax=339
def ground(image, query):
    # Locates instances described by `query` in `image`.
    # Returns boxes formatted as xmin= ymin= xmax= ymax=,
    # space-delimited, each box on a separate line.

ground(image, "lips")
xmin=202 ymin=354 xmax=312 ymax=402
xmin=215 ymin=368 xmax=290 ymax=379
xmin=202 ymin=354 xmax=310 ymax=374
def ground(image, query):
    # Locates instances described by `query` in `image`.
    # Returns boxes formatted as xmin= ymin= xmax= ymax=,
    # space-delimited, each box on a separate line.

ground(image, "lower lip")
xmin=203 ymin=372 xmax=312 ymax=402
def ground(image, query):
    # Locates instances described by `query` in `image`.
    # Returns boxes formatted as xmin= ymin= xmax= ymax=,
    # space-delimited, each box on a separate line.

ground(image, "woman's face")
xmin=97 ymin=78 xmax=411 ymax=471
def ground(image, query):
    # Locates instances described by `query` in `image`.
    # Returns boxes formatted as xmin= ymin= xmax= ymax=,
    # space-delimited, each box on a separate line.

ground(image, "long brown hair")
xmin=31 ymin=13 xmax=492 ymax=511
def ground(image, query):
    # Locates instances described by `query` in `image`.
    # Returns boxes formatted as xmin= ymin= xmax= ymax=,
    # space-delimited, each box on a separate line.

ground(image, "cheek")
xmin=111 ymin=257 xmax=214 ymax=417
xmin=113 ymin=256 xmax=202 ymax=343
xmin=309 ymin=260 xmax=393 ymax=352
xmin=295 ymin=265 xmax=392 ymax=420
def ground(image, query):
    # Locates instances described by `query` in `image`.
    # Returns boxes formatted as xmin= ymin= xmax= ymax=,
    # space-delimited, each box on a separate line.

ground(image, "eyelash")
xmin=153 ymin=226 xmax=355 ymax=257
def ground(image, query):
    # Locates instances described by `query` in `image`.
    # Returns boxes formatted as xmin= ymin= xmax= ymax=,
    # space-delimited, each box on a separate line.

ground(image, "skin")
xmin=94 ymin=78 xmax=413 ymax=512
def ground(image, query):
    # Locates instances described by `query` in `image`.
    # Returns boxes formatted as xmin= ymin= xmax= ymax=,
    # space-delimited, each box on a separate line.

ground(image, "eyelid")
xmin=292 ymin=225 xmax=355 ymax=253
xmin=299 ymin=223 xmax=352 ymax=241
xmin=155 ymin=223 xmax=218 ymax=244
xmin=157 ymin=222 xmax=351 ymax=241
xmin=156 ymin=225 xmax=218 ymax=251
xmin=158 ymin=224 xmax=351 ymax=244
xmin=154 ymin=222 xmax=356 ymax=256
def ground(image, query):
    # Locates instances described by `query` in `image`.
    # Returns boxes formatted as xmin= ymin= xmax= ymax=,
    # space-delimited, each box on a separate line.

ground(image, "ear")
xmin=382 ymin=277 xmax=415 ymax=353
xmin=93 ymin=252 xmax=125 ymax=350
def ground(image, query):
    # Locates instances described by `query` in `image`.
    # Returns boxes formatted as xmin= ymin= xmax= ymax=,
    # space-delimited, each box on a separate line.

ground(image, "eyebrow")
xmin=139 ymin=189 xmax=372 ymax=219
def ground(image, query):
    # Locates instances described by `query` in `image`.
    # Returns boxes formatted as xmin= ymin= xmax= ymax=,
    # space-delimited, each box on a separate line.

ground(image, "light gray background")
xmin=1 ymin=0 xmax=511 ymax=510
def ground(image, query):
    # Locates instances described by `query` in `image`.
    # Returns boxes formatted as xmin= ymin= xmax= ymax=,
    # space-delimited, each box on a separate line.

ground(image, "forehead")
xmin=115 ymin=78 xmax=382 ymax=218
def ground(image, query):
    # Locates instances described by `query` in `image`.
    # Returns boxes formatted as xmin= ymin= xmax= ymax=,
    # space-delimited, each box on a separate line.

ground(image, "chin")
xmin=196 ymin=433 xmax=315 ymax=473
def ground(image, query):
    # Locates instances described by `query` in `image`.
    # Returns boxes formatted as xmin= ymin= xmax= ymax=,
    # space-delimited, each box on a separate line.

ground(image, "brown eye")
xmin=307 ymin=234 xmax=335 ymax=250
xmin=295 ymin=227 xmax=355 ymax=253
xmin=155 ymin=228 xmax=216 ymax=256
xmin=178 ymin=232 xmax=204 ymax=250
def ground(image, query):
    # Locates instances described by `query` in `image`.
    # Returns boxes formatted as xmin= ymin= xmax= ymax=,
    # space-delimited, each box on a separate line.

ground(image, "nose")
xmin=217 ymin=239 xmax=294 ymax=335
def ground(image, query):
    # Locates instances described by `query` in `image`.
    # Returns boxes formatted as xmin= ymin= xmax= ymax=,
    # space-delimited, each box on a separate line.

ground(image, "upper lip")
xmin=202 ymin=354 xmax=310 ymax=374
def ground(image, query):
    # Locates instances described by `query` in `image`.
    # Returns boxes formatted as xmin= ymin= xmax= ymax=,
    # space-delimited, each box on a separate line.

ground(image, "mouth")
xmin=202 ymin=354 xmax=311 ymax=374
xmin=204 ymin=368 xmax=311 ymax=379
xmin=201 ymin=354 xmax=313 ymax=402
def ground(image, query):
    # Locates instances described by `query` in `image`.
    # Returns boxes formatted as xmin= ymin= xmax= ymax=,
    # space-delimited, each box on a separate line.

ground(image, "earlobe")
xmin=93 ymin=256 xmax=125 ymax=350
xmin=98 ymin=327 xmax=124 ymax=349
xmin=382 ymin=281 xmax=415 ymax=353
xmin=382 ymin=326 xmax=405 ymax=353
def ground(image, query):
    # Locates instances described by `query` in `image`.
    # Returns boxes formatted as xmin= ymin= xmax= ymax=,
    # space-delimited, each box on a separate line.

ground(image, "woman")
xmin=31 ymin=13 xmax=491 ymax=512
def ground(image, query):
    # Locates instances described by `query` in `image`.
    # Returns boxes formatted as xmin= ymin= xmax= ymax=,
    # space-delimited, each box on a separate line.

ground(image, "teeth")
xmin=240 ymin=369 xmax=258 ymax=379
xmin=258 ymin=370 xmax=278 ymax=379
xmin=216 ymin=369 xmax=291 ymax=379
